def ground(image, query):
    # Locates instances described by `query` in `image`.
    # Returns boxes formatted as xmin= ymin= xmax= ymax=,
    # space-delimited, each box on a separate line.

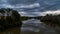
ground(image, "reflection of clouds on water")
xmin=21 ymin=27 xmax=40 ymax=32
xmin=21 ymin=19 xmax=58 ymax=34
xmin=21 ymin=19 xmax=40 ymax=32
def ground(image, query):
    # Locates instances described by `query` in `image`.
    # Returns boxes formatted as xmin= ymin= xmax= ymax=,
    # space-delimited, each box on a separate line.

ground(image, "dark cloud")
xmin=7 ymin=0 xmax=38 ymax=5
xmin=0 ymin=0 xmax=7 ymax=4
xmin=7 ymin=0 xmax=20 ymax=5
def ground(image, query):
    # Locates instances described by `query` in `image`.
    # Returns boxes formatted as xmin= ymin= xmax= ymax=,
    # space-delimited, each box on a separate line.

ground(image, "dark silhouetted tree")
xmin=0 ymin=8 xmax=22 ymax=30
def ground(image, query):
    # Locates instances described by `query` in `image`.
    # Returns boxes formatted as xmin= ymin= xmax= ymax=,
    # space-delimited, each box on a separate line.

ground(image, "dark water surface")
xmin=0 ymin=27 xmax=20 ymax=34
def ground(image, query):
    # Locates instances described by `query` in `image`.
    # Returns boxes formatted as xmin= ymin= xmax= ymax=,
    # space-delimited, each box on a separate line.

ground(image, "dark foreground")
xmin=0 ymin=27 xmax=20 ymax=34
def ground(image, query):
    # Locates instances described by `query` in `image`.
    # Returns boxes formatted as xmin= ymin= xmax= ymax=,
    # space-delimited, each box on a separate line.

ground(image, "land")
xmin=40 ymin=14 xmax=60 ymax=27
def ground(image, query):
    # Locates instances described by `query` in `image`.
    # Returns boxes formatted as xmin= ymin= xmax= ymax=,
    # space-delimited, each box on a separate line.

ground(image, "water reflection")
xmin=21 ymin=19 xmax=40 ymax=32
xmin=21 ymin=19 xmax=58 ymax=34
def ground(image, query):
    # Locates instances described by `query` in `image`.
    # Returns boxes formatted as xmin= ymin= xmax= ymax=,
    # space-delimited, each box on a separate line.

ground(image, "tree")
xmin=0 ymin=8 xmax=22 ymax=30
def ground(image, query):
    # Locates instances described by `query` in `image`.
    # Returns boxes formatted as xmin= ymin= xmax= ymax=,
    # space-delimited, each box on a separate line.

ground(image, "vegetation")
xmin=21 ymin=16 xmax=41 ymax=21
xmin=21 ymin=16 xmax=32 ymax=21
xmin=0 ymin=8 xmax=22 ymax=31
xmin=40 ymin=14 xmax=60 ymax=27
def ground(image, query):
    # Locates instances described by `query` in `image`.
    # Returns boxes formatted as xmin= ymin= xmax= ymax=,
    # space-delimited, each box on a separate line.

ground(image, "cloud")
xmin=19 ymin=12 xmax=26 ymax=14
xmin=18 ymin=11 xmax=38 ymax=17
xmin=1 ymin=3 xmax=40 ymax=8
xmin=0 ymin=0 xmax=60 ymax=17
xmin=19 ymin=10 xmax=60 ymax=17
xmin=37 ymin=10 xmax=60 ymax=16
xmin=43 ymin=10 xmax=60 ymax=15
xmin=7 ymin=0 xmax=38 ymax=5
xmin=15 ymin=3 xmax=40 ymax=8
xmin=1 ymin=4 xmax=13 ymax=8
xmin=0 ymin=0 xmax=8 ymax=4
xmin=1 ymin=0 xmax=7 ymax=3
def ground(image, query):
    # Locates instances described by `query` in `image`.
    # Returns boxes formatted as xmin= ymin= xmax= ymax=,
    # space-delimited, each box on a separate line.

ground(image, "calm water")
xmin=21 ymin=19 xmax=59 ymax=34
xmin=0 ymin=19 xmax=59 ymax=34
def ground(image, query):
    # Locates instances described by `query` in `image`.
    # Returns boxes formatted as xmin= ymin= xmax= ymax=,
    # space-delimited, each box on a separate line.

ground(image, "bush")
xmin=0 ymin=8 xmax=22 ymax=30
xmin=40 ymin=14 xmax=60 ymax=27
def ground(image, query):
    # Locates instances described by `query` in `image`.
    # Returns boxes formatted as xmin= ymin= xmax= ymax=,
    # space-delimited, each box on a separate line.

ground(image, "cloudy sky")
xmin=0 ymin=0 xmax=60 ymax=17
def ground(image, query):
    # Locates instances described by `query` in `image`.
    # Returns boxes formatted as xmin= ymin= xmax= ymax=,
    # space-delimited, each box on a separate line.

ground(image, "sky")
xmin=0 ymin=0 xmax=60 ymax=17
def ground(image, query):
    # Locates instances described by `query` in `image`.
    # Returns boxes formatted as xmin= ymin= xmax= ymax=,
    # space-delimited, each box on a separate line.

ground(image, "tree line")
xmin=40 ymin=14 xmax=60 ymax=27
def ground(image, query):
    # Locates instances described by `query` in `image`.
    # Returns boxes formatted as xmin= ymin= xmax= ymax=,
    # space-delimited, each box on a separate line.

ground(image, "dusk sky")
xmin=0 ymin=0 xmax=60 ymax=17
